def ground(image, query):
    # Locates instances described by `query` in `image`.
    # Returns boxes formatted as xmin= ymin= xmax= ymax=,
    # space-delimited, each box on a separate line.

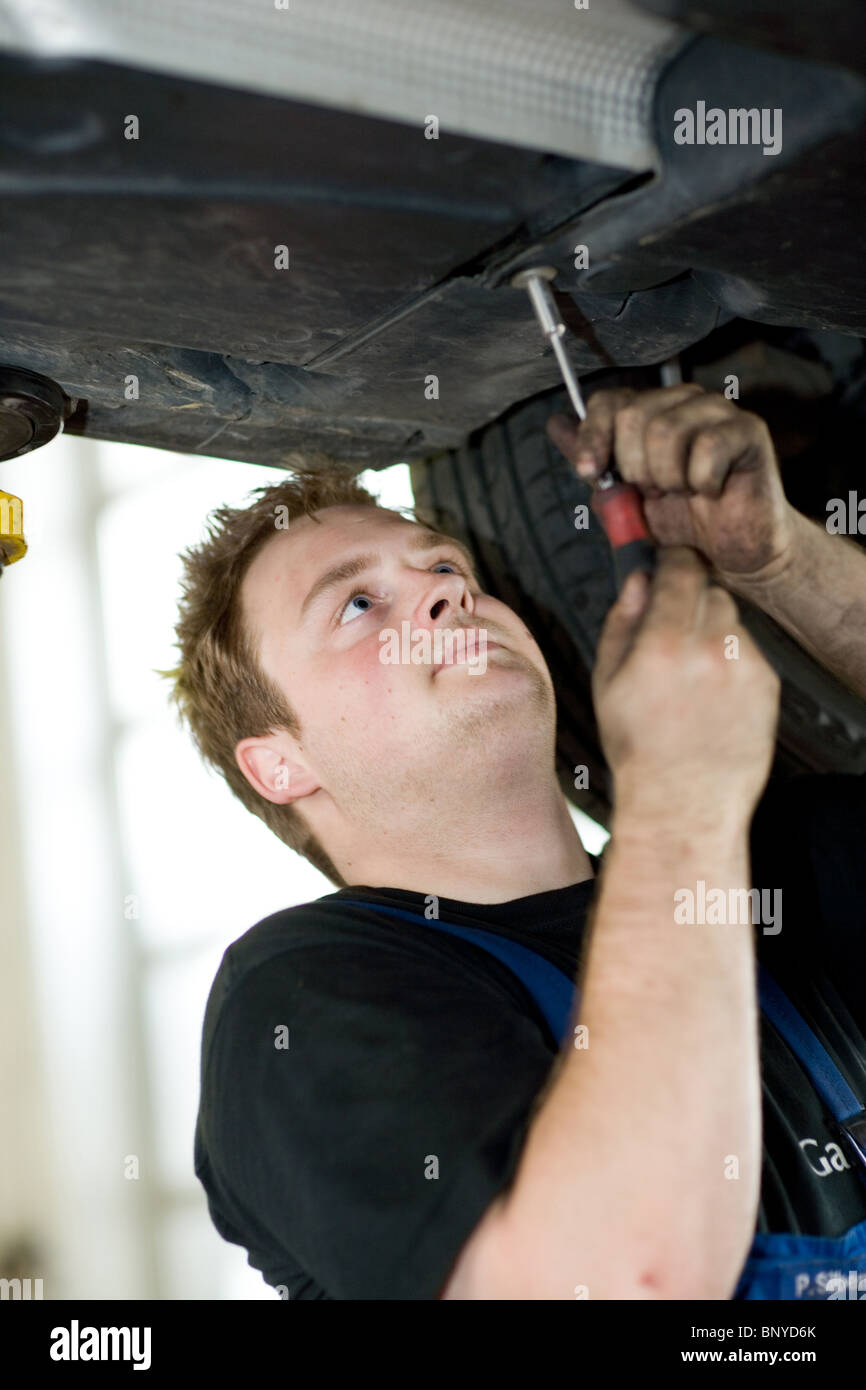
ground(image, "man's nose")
xmin=411 ymin=572 xmax=472 ymax=632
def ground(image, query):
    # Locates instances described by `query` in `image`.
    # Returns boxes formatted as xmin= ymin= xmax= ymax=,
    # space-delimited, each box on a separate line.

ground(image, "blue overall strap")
xmin=757 ymin=961 xmax=866 ymax=1182
xmin=337 ymin=899 xmax=578 ymax=1046
xmin=756 ymin=962 xmax=862 ymax=1121
xmin=336 ymin=899 xmax=866 ymax=1166
xmin=338 ymin=897 xmax=866 ymax=1299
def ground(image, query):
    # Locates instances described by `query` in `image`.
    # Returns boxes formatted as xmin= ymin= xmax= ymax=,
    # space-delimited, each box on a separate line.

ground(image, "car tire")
xmin=410 ymin=383 xmax=866 ymax=827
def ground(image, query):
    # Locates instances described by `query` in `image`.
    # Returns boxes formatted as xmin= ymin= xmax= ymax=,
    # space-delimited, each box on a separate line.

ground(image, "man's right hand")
xmin=592 ymin=546 xmax=781 ymax=827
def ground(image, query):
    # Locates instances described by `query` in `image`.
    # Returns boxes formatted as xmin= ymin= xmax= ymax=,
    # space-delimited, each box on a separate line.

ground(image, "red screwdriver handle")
xmin=590 ymin=479 xmax=657 ymax=590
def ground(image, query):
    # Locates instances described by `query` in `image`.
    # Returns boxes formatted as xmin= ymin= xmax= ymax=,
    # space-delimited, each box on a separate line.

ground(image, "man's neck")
xmin=336 ymin=783 xmax=595 ymax=905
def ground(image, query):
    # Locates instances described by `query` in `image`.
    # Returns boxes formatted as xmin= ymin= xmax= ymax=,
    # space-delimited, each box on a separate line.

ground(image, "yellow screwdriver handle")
xmin=0 ymin=489 xmax=28 ymax=567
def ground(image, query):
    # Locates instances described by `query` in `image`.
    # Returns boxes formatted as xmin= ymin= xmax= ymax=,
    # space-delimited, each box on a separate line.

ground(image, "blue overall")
xmin=339 ymin=899 xmax=866 ymax=1300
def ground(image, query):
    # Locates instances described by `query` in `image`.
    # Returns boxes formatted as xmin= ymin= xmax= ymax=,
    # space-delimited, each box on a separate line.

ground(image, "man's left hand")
xmin=546 ymin=384 xmax=798 ymax=590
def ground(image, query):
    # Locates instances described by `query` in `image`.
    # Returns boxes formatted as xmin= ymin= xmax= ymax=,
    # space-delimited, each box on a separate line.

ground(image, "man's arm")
xmin=547 ymin=383 xmax=866 ymax=702
xmin=442 ymin=548 xmax=779 ymax=1299
xmin=726 ymin=508 xmax=866 ymax=703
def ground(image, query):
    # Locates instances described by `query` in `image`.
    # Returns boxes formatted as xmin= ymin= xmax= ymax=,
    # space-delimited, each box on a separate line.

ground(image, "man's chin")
xmin=433 ymin=652 xmax=554 ymax=724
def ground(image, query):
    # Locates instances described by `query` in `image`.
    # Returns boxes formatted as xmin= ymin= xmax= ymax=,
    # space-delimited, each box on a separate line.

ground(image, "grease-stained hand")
xmin=591 ymin=549 xmax=780 ymax=818
xmin=546 ymin=384 xmax=798 ymax=589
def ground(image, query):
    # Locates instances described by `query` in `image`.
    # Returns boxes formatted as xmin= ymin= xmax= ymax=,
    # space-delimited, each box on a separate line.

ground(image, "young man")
xmin=175 ymin=384 xmax=866 ymax=1299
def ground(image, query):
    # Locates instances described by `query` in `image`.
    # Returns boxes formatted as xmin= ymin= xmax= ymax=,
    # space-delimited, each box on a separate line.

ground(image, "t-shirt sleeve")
xmin=750 ymin=771 xmax=866 ymax=1021
xmin=200 ymin=928 xmax=559 ymax=1300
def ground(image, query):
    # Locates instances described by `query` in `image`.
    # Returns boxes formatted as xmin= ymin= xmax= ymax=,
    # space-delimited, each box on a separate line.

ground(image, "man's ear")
xmin=234 ymin=731 xmax=321 ymax=806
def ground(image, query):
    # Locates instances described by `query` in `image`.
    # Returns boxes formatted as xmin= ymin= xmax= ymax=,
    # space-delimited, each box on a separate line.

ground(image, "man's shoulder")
xmin=200 ymin=889 xmax=490 ymax=1033
xmin=225 ymin=892 xmax=357 ymax=968
xmin=202 ymin=893 xmax=383 ymax=1019
xmin=199 ymin=886 xmax=551 ymax=1062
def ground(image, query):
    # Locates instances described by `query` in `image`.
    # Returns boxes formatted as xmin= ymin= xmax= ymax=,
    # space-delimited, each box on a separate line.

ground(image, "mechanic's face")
xmin=236 ymin=505 xmax=556 ymax=838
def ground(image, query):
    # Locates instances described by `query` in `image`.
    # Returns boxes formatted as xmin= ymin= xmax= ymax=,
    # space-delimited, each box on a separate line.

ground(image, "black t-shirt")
xmin=194 ymin=773 xmax=866 ymax=1300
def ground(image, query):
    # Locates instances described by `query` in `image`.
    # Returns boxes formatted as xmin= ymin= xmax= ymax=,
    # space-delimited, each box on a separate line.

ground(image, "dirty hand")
xmin=592 ymin=547 xmax=781 ymax=820
xmin=547 ymin=384 xmax=797 ymax=589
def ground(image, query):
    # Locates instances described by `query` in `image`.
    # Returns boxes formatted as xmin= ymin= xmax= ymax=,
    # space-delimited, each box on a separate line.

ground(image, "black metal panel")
xmin=0 ymin=55 xmax=625 ymax=361
xmin=495 ymin=35 xmax=866 ymax=339
xmin=635 ymin=0 xmax=866 ymax=76
xmin=0 ymin=54 xmax=632 ymax=464
xmin=0 ymin=40 xmax=864 ymax=468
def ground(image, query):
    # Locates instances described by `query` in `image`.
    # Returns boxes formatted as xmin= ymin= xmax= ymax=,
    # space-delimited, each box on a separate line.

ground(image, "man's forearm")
xmin=726 ymin=507 xmax=866 ymax=703
xmin=496 ymin=804 xmax=763 ymax=1300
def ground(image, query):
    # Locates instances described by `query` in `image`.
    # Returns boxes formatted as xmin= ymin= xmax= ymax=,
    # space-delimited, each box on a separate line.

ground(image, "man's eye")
xmin=338 ymin=590 xmax=376 ymax=626
xmin=336 ymin=561 xmax=465 ymax=627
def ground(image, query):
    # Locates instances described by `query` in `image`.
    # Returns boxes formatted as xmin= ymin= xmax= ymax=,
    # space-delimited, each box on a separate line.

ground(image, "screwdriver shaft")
xmin=513 ymin=264 xmax=657 ymax=592
xmin=520 ymin=272 xmax=587 ymax=421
